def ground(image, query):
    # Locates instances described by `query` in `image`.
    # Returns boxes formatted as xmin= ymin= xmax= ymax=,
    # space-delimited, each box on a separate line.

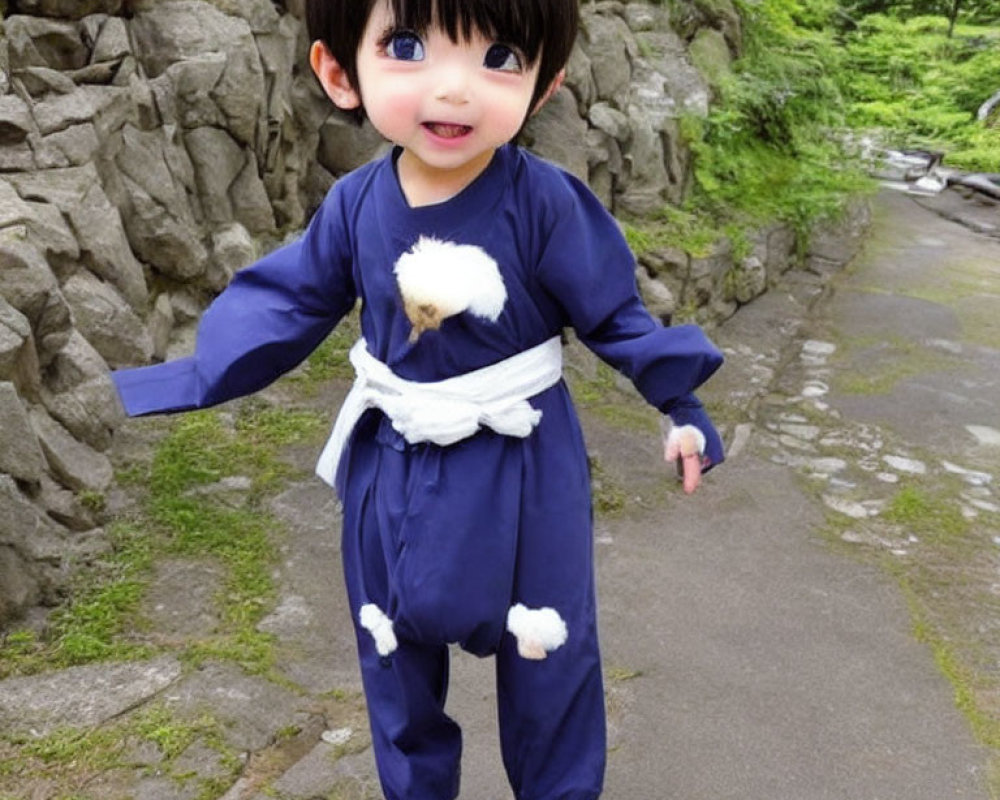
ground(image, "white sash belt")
xmin=315 ymin=336 xmax=563 ymax=486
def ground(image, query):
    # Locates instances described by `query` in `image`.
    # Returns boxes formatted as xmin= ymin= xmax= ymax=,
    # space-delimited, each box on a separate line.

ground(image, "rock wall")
xmin=0 ymin=0 xmax=868 ymax=625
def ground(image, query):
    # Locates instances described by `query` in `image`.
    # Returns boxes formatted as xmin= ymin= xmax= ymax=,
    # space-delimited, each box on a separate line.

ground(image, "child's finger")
xmin=681 ymin=452 xmax=702 ymax=494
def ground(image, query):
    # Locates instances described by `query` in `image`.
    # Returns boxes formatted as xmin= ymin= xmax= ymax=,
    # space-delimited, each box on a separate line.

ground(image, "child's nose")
xmin=432 ymin=63 xmax=470 ymax=104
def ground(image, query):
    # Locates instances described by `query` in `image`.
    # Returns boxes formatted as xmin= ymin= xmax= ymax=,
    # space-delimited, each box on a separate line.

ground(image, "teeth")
xmin=427 ymin=123 xmax=470 ymax=138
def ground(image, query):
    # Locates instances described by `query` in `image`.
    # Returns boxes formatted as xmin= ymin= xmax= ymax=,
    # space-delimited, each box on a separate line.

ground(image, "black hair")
xmin=307 ymin=0 xmax=579 ymax=115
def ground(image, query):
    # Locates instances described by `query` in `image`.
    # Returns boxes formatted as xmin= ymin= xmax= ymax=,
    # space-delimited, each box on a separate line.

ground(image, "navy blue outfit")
xmin=113 ymin=144 xmax=724 ymax=800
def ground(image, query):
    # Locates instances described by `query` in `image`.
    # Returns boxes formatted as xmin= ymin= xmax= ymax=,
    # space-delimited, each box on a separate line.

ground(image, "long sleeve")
xmin=113 ymin=187 xmax=357 ymax=416
xmin=534 ymin=170 xmax=725 ymax=467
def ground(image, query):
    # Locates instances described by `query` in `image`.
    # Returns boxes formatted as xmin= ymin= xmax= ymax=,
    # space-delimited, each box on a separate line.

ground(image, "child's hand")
xmin=663 ymin=424 xmax=709 ymax=494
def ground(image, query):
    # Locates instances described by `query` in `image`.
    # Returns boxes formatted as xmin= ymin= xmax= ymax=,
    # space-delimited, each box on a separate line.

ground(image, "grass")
xmin=565 ymin=357 xmax=660 ymax=436
xmin=0 ymin=394 xmax=331 ymax=796
xmin=290 ymin=308 xmax=361 ymax=392
xmin=0 ymin=520 xmax=156 ymax=675
xmin=882 ymin=484 xmax=972 ymax=545
xmin=1 ymin=400 xmax=326 ymax=680
xmin=142 ymin=402 xmax=325 ymax=675
xmin=605 ymin=665 xmax=644 ymax=683
xmin=823 ymin=474 xmax=1000 ymax=791
xmin=0 ymin=704 xmax=240 ymax=800
xmin=774 ymin=372 xmax=1000 ymax=794
xmin=588 ymin=454 xmax=628 ymax=516
xmin=904 ymin=578 xmax=1000 ymax=797
xmin=623 ymin=206 xmax=723 ymax=261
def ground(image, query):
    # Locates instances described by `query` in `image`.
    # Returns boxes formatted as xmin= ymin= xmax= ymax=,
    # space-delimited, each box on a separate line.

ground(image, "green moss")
xmin=589 ymin=403 xmax=660 ymax=434
xmin=623 ymin=202 xmax=725 ymax=260
xmin=0 ymin=399 xmax=326 ymax=681
xmin=839 ymin=473 xmax=1000 ymax=787
xmin=3 ymin=726 xmax=125 ymax=774
xmin=605 ymin=665 xmax=644 ymax=682
xmin=144 ymin=403 xmax=326 ymax=675
xmin=150 ymin=403 xmax=324 ymax=498
xmin=902 ymin=580 xmax=1000 ymax=794
xmin=78 ymin=491 xmax=106 ymax=513
xmin=884 ymin=485 xmax=969 ymax=540
xmin=0 ymin=705 xmax=239 ymax=799
xmin=566 ymin=360 xmax=659 ymax=436
xmin=918 ymin=624 xmax=1000 ymax=750
xmin=635 ymin=35 xmax=658 ymax=60
xmin=834 ymin=363 xmax=924 ymax=395
xmin=689 ymin=27 xmax=733 ymax=89
xmin=589 ymin=455 xmax=627 ymax=516
xmin=292 ymin=307 xmax=362 ymax=392
xmin=0 ymin=521 xmax=155 ymax=678
xmin=133 ymin=705 xmax=223 ymax=760
xmin=830 ymin=333 xmax=959 ymax=396
xmin=881 ymin=260 xmax=1000 ymax=351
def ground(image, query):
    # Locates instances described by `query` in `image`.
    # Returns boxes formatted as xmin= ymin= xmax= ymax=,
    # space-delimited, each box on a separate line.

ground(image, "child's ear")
xmin=310 ymin=40 xmax=361 ymax=110
xmin=531 ymin=69 xmax=566 ymax=115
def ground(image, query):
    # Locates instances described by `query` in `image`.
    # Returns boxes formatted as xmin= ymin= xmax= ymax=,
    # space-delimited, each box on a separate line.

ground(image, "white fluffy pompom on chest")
xmin=394 ymin=236 xmax=508 ymax=342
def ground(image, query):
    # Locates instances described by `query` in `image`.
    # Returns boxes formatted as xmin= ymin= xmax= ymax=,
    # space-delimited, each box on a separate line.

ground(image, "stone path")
xmin=2 ymin=185 xmax=998 ymax=799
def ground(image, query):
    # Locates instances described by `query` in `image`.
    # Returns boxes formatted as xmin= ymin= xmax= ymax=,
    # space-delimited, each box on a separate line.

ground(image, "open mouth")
xmin=423 ymin=122 xmax=472 ymax=139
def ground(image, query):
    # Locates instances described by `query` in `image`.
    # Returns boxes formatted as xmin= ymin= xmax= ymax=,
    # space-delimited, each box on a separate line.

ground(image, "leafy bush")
xmin=676 ymin=0 xmax=871 ymax=247
xmin=841 ymin=13 xmax=1000 ymax=169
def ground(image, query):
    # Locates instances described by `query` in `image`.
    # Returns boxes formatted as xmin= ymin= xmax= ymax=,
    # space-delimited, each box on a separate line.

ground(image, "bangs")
xmin=389 ymin=0 xmax=547 ymax=64
xmin=307 ymin=0 xmax=579 ymax=120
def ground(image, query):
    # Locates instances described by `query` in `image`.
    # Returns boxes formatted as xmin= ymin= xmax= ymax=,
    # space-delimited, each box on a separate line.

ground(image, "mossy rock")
xmin=693 ymin=0 xmax=742 ymax=52
xmin=694 ymin=0 xmax=737 ymax=18
xmin=688 ymin=27 xmax=732 ymax=90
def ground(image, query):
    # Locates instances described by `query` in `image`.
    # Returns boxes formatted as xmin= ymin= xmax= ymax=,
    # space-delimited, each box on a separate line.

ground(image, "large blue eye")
xmin=484 ymin=43 xmax=522 ymax=72
xmin=386 ymin=31 xmax=425 ymax=61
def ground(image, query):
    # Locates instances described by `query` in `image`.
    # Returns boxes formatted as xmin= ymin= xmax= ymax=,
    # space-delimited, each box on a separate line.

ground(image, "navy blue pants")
xmin=340 ymin=416 xmax=606 ymax=799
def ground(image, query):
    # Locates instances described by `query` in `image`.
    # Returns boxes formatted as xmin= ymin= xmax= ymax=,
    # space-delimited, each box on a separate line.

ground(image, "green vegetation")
xmin=844 ymin=0 xmax=1000 ymax=36
xmin=0 ymin=398 xmax=327 ymax=795
xmin=0 ymin=521 xmax=156 ymax=674
xmin=588 ymin=454 xmax=628 ymax=516
xmin=840 ymin=12 xmax=1000 ymax=170
xmin=0 ymin=704 xmax=240 ymax=800
xmin=690 ymin=1 xmax=871 ymax=234
xmin=883 ymin=484 xmax=971 ymax=544
xmin=623 ymin=206 xmax=720 ymax=260
xmin=0 ymin=401 xmax=325 ymax=680
xmin=830 ymin=331 xmax=960 ymax=395
xmin=822 ymin=471 xmax=1000 ymax=788
xmin=567 ymin=357 xmax=660 ymax=435
xmin=627 ymin=1 xmax=999 ymax=270
xmin=605 ymin=665 xmax=644 ymax=683
xmin=628 ymin=0 xmax=876 ymax=266
xmin=291 ymin=307 xmax=361 ymax=391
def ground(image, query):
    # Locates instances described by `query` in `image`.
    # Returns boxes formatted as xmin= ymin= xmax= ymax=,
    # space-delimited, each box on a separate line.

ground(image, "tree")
xmin=843 ymin=0 xmax=1000 ymax=30
xmin=947 ymin=0 xmax=964 ymax=35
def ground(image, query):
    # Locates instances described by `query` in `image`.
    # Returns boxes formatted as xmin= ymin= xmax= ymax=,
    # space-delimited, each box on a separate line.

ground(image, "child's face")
xmin=354 ymin=0 xmax=542 ymax=178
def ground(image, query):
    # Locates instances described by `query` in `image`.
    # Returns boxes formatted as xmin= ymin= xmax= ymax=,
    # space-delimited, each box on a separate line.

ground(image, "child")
xmin=112 ymin=1 xmax=725 ymax=797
